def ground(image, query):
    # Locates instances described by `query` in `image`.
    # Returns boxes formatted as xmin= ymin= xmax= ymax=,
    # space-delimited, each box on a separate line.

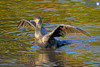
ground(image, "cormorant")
xmin=18 ymin=16 xmax=91 ymax=49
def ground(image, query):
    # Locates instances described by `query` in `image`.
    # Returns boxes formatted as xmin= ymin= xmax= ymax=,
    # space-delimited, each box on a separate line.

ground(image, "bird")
xmin=18 ymin=16 xmax=91 ymax=49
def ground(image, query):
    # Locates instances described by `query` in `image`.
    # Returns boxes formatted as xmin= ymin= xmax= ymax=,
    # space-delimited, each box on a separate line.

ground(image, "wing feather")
xmin=49 ymin=25 xmax=91 ymax=38
xmin=17 ymin=19 xmax=36 ymax=28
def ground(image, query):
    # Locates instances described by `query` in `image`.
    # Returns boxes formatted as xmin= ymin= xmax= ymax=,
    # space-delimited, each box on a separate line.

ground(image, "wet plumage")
xmin=18 ymin=16 xmax=91 ymax=49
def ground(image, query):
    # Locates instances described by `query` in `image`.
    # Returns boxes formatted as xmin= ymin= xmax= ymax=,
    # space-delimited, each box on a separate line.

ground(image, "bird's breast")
xmin=42 ymin=35 xmax=49 ymax=43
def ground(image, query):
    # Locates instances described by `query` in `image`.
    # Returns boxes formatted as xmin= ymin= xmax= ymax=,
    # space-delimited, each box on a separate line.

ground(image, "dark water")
xmin=0 ymin=0 xmax=100 ymax=67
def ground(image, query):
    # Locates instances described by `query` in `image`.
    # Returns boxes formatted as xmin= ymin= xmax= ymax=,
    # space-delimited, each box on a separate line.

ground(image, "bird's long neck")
xmin=35 ymin=22 xmax=42 ymax=38
xmin=36 ymin=20 xmax=42 ymax=28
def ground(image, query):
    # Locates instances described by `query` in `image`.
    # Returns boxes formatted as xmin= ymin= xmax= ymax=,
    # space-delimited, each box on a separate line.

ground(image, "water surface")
xmin=0 ymin=0 xmax=100 ymax=67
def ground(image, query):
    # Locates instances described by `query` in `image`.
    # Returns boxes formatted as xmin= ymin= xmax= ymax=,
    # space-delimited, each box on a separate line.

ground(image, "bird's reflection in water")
xmin=33 ymin=40 xmax=72 ymax=67
xmin=33 ymin=47 xmax=87 ymax=67
xmin=34 ymin=48 xmax=64 ymax=67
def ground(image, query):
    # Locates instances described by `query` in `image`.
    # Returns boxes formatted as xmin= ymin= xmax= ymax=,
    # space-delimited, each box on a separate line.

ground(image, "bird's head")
xmin=34 ymin=16 xmax=42 ymax=24
xmin=34 ymin=16 xmax=42 ymax=28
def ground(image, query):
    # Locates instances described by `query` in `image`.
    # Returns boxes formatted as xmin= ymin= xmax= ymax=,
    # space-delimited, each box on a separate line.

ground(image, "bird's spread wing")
xmin=49 ymin=24 xmax=91 ymax=38
xmin=18 ymin=19 xmax=36 ymax=28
